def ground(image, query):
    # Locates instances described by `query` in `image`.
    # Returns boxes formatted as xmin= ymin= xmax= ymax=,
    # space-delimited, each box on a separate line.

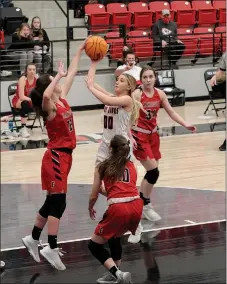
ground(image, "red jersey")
xmin=136 ymin=88 xmax=161 ymax=132
xmin=46 ymin=98 xmax=76 ymax=150
xmin=104 ymin=161 xmax=138 ymax=200
xmin=15 ymin=77 xmax=37 ymax=100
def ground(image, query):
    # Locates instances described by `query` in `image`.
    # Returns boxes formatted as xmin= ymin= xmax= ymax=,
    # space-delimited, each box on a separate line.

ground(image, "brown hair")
xmin=31 ymin=16 xmax=44 ymax=39
xmin=98 ymin=135 xmax=130 ymax=183
xmin=30 ymin=74 xmax=51 ymax=118
xmin=23 ymin=63 xmax=36 ymax=77
xmin=16 ymin=23 xmax=32 ymax=40
xmin=140 ymin=65 xmax=156 ymax=82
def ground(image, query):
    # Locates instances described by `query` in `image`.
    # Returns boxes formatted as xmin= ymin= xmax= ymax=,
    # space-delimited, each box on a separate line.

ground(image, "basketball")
xmin=85 ymin=36 xmax=108 ymax=61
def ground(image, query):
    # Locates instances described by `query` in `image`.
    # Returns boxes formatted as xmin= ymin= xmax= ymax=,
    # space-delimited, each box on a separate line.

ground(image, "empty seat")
xmin=215 ymin=26 xmax=226 ymax=51
xmin=106 ymin=3 xmax=132 ymax=28
xmin=85 ymin=4 xmax=110 ymax=32
xmin=177 ymin=28 xmax=198 ymax=55
xmin=105 ymin=32 xmax=124 ymax=60
xmin=194 ymin=27 xmax=219 ymax=56
xmin=213 ymin=1 xmax=226 ymax=24
xmin=149 ymin=2 xmax=173 ymax=22
xmin=128 ymin=2 xmax=153 ymax=29
xmin=171 ymin=1 xmax=196 ymax=26
xmin=192 ymin=1 xmax=217 ymax=25
xmin=128 ymin=30 xmax=153 ymax=58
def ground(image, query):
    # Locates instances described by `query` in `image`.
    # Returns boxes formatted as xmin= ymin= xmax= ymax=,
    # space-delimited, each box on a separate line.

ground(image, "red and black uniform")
xmin=12 ymin=77 xmax=37 ymax=108
xmin=41 ymin=98 xmax=76 ymax=193
xmin=95 ymin=161 xmax=143 ymax=240
xmin=132 ymin=88 xmax=161 ymax=161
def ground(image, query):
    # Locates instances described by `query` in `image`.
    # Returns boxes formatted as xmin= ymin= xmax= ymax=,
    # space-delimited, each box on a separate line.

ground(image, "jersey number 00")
xmin=104 ymin=115 xmax=113 ymax=130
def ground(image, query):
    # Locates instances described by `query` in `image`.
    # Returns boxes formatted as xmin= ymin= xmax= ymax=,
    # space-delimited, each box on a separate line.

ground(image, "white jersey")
xmin=102 ymin=105 xmax=131 ymax=144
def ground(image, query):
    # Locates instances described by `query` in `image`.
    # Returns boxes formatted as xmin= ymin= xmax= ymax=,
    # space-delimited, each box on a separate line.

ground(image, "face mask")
xmin=162 ymin=17 xmax=170 ymax=24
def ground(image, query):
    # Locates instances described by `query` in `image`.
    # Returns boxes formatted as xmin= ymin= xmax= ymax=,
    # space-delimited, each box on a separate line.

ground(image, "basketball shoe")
xmin=142 ymin=203 xmax=161 ymax=222
xmin=97 ymin=270 xmax=132 ymax=284
xmin=40 ymin=244 xmax=66 ymax=270
xmin=128 ymin=222 xmax=143 ymax=244
xmin=22 ymin=235 xmax=40 ymax=262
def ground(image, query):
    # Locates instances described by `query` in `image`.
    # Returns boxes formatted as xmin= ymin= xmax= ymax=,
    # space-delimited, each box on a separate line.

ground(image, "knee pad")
xmin=88 ymin=240 xmax=110 ymax=265
xmin=20 ymin=100 xmax=32 ymax=117
xmin=144 ymin=168 xmax=159 ymax=185
xmin=39 ymin=195 xmax=51 ymax=219
xmin=108 ymin=238 xmax=122 ymax=261
xmin=49 ymin=194 xmax=66 ymax=219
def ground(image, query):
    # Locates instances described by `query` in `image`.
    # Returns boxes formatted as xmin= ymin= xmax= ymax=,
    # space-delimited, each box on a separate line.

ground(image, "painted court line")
xmin=184 ymin=220 xmax=196 ymax=224
xmin=1 ymin=219 xmax=225 ymax=252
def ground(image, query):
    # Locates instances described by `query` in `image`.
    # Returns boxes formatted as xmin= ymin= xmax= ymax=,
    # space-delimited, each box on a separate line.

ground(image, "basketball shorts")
xmin=132 ymin=130 xmax=161 ymax=161
xmin=95 ymin=140 xmax=134 ymax=167
xmin=41 ymin=149 xmax=72 ymax=193
xmin=94 ymin=199 xmax=143 ymax=240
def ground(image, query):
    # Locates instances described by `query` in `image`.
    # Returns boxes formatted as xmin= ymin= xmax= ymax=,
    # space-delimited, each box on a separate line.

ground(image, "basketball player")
xmin=88 ymin=135 xmax=143 ymax=284
xmin=12 ymin=63 xmax=37 ymax=138
xmin=85 ymin=60 xmax=142 ymax=166
xmin=21 ymin=41 xmax=85 ymax=270
xmin=131 ymin=66 xmax=196 ymax=227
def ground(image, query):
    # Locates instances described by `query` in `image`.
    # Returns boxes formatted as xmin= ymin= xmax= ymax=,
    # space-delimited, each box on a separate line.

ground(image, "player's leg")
xmin=40 ymin=151 xmax=72 ymax=270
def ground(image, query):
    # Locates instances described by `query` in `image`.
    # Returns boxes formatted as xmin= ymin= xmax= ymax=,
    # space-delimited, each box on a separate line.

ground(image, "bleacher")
xmin=0 ymin=0 xmax=226 ymax=78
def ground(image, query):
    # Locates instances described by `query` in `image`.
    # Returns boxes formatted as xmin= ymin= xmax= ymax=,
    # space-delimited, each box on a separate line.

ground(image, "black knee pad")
xmin=39 ymin=195 xmax=51 ymax=218
xmin=144 ymin=168 xmax=159 ymax=185
xmin=20 ymin=100 xmax=33 ymax=117
xmin=88 ymin=240 xmax=110 ymax=265
xmin=108 ymin=237 xmax=122 ymax=261
xmin=49 ymin=194 xmax=66 ymax=219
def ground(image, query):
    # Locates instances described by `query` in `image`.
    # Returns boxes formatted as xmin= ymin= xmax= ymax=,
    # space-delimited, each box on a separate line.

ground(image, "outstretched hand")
xmin=186 ymin=125 xmax=197 ymax=133
xmin=89 ymin=208 xmax=96 ymax=221
xmin=58 ymin=61 xmax=67 ymax=77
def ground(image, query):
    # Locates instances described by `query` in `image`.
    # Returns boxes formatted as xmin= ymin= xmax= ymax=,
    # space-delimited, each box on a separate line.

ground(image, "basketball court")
xmin=0 ymin=99 xmax=226 ymax=283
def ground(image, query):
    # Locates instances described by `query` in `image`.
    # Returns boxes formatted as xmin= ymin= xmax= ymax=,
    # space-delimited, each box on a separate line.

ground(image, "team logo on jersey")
xmin=51 ymin=181 xmax=55 ymax=188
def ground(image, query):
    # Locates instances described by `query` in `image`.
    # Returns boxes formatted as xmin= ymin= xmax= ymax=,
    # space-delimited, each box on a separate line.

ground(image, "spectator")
xmin=7 ymin=23 xmax=42 ymax=75
xmin=31 ymin=16 xmax=51 ymax=73
xmin=11 ymin=63 xmax=37 ymax=138
xmin=117 ymin=46 xmax=140 ymax=67
xmin=210 ymin=52 xmax=226 ymax=151
xmin=152 ymin=9 xmax=185 ymax=69
xmin=115 ymin=51 xmax=142 ymax=85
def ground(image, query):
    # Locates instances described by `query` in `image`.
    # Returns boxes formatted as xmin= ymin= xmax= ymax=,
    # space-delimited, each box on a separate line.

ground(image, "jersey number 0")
xmin=123 ymin=168 xmax=130 ymax=183
xmin=104 ymin=115 xmax=113 ymax=130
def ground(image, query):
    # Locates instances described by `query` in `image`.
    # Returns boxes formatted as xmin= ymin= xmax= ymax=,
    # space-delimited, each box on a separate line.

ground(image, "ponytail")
xmin=130 ymin=93 xmax=143 ymax=127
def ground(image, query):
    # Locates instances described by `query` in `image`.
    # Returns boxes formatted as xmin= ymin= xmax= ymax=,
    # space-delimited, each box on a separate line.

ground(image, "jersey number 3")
xmin=104 ymin=115 xmax=113 ymax=130
xmin=123 ymin=168 xmax=130 ymax=183
xmin=67 ymin=118 xmax=73 ymax=132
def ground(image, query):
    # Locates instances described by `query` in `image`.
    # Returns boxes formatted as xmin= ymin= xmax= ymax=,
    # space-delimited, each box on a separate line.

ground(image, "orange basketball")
xmin=85 ymin=36 xmax=108 ymax=61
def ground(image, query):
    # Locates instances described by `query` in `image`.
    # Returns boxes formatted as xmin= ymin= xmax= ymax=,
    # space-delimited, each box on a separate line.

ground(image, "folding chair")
xmin=204 ymin=68 xmax=226 ymax=116
xmin=8 ymin=83 xmax=43 ymax=131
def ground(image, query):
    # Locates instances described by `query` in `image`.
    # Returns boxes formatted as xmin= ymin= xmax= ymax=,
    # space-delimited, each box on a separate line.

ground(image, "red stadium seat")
xmin=177 ymin=28 xmax=198 ymax=55
xmin=215 ymin=26 xmax=226 ymax=51
xmin=171 ymin=1 xmax=196 ymax=26
xmin=105 ymin=32 xmax=124 ymax=60
xmin=194 ymin=27 xmax=219 ymax=56
xmin=106 ymin=3 xmax=132 ymax=28
xmin=128 ymin=2 xmax=153 ymax=29
xmin=85 ymin=4 xmax=110 ymax=32
xmin=149 ymin=2 xmax=173 ymax=22
xmin=128 ymin=30 xmax=153 ymax=58
xmin=192 ymin=1 xmax=217 ymax=25
xmin=213 ymin=1 xmax=226 ymax=24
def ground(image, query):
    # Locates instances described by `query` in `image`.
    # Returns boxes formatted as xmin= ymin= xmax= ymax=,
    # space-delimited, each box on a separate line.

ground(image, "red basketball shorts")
xmin=132 ymin=130 xmax=161 ymax=161
xmin=94 ymin=199 xmax=143 ymax=240
xmin=41 ymin=149 xmax=72 ymax=193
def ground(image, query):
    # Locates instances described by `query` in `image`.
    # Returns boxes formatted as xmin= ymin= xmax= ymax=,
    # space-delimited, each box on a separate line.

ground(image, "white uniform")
xmin=96 ymin=105 xmax=133 ymax=165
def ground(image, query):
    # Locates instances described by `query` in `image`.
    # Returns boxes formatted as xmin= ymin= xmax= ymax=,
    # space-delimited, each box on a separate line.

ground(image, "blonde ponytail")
xmin=130 ymin=94 xmax=143 ymax=127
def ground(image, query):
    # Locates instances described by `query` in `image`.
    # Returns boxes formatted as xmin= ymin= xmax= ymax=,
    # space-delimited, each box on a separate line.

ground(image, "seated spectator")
xmin=31 ymin=16 xmax=51 ymax=73
xmin=7 ymin=23 xmax=42 ymax=75
xmin=115 ymin=51 xmax=142 ymax=85
xmin=210 ymin=52 xmax=226 ymax=151
xmin=152 ymin=9 xmax=185 ymax=69
xmin=117 ymin=46 xmax=140 ymax=67
xmin=12 ymin=63 xmax=37 ymax=138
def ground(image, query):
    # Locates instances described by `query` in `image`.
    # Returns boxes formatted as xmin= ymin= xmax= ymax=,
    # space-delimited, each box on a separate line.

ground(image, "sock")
xmin=32 ymin=226 xmax=43 ymax=241
xmin=21 ymin=123 xmax=26 ymax=128
xmin=140 ymin=192 xmax=150 ymax=206
xmin=48 ymin=235 xmax=57 ymax=249
xmin=109 ymin=266 xmax=118 ymax=278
